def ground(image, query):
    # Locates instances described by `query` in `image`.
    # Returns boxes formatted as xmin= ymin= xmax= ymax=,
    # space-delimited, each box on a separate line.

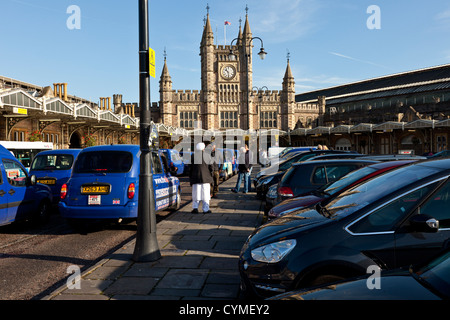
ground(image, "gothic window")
xmin=260 ymin=112 xmax=277 ymax=128
xmin=220 ymin=111 xmax=238 ymax=128
xmin=179 ymin=111 xmax=198 ymax=128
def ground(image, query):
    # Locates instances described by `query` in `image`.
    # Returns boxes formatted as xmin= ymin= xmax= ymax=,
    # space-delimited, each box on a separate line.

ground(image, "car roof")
xmin=36 ymin=149 xmax=82 ymax=156
xmin=292 ymin=159 xmax=378 ymax=167
xmin=0 ymin=144 xmax=18 ymax=161
xmin=417 ymin=158 xmax=450 ymax=170
xmin=367 ymin=160 xmax=417 ymax=170
xmin=80 ymin=144 xmax=141 ymax=157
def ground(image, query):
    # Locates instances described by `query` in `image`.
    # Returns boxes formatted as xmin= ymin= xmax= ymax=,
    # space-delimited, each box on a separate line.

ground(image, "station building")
xmin=291 ymin=64 xmax=450 ymax=155
xmin=1 ymin=6 xmax=449 ymax=155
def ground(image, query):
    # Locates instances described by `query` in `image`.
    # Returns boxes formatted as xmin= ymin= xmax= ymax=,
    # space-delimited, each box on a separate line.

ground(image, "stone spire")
xmin=243 ymin=8 xmax=252 ymax=38
xmin=160 ymin=51 xmax=173 ymax=125
xmin=201 ymin=12 xmax=214 ymax=47
xmin=160 ymin=50 xmax=172 ymax=90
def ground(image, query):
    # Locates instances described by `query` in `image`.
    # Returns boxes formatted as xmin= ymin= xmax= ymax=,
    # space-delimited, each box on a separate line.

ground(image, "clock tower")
xmin=200 ymin=11 xmax=252 ymax=130
xmin=158 ymin=5 xmax=314 ymax=133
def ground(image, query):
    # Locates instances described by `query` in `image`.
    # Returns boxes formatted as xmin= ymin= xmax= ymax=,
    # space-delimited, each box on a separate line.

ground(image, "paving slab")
xmin=43 ymin=172 xmax=263 ymax=301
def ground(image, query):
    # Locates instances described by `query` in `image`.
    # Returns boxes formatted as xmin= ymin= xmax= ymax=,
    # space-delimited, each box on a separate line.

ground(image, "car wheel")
xmin=33 ymin=200 xmax=51 ymax=224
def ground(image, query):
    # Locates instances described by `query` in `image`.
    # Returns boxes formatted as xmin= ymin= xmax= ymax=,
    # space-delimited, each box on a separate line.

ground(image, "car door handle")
xmin=0 ymin=190 xmax=5 ymax=197
xmin=8 ymin=189 xmax=15 ymax=196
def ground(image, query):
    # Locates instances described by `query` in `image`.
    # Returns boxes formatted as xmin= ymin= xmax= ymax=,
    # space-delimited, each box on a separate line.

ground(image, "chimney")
xmin=63 ymin=83 xmax=68 ymax=101
xmin=53 ymin=83 xmax=68 ymax=101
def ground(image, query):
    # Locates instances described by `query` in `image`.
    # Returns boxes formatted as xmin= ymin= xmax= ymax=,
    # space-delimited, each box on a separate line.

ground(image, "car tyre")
xmin=33 ymin=199 xmax=51 ymax=224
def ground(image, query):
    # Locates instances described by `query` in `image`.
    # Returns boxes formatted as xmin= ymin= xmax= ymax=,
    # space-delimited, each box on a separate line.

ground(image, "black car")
xmin=254 ymin=150 xmax=358 ymax=199
xmin=270 ymin=249 xmax=450 ymax=300
xmin=239 ymin=158 xmax=450 ymax=299
xmin=265 ymin=159 xmax=377 ymax=212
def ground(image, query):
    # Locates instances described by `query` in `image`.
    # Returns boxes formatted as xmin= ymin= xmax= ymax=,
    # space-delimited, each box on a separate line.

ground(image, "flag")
xmin=224 ymin=21 xmax=231 ymax=26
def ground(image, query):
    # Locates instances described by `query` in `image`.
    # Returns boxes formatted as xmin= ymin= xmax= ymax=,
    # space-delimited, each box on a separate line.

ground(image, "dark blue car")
xmin=29 ymin=149 xmax=82 ymax=204
xmin=0 ymin=145 xmax=52 ymax=226
xmin=58 ymin=145 xmax=181 ymax=223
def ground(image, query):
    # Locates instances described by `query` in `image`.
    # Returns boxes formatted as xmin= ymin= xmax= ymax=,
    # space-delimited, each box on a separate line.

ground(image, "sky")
xmin=1 ymin=0 xmax=450 ymax=106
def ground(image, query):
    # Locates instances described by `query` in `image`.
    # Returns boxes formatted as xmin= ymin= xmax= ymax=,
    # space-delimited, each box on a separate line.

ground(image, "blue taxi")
xmin=29 ymin=149 xmax=82 ymax=204
xmin=58 ymin=145 xmax=181 ymax=222
xmin=0 ymin=145 xmax=52 ymax=226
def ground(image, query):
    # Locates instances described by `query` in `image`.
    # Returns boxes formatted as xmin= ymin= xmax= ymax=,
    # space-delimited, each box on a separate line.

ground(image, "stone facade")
xmin=158 ymin=12 xmax=320 ymax=133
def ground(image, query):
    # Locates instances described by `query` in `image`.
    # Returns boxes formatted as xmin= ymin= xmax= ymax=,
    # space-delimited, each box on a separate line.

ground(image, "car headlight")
xmin=251 ymin=239 xmax=297 ymax=263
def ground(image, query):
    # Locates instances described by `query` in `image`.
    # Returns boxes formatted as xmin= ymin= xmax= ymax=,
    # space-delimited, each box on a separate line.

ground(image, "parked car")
xmin=270 ymin=249 xmax=450 ymax=300
xmin=0 ymin=145 xmax=52 ymax=226
xmin=267 ymin=160 xmax=416 ymax=220
xmin=239 ymin=158 xmax=450 ymax=299
xmin=427 ymin=150 xmax=450 ymax=159
xmin=159 ymin=149 xmax=184 ymax=176
xmin=268 ymin=147 xmax=317 ymax=166
xmin=254 ymin=150 xmax=357 ymax=199
xmin=29 ymin=149 xmax=82 ymax=204
xmin=58 ymin=145 xmax=181 ymax=224
xmin=265 ymin=159 xmax=377 ymax=213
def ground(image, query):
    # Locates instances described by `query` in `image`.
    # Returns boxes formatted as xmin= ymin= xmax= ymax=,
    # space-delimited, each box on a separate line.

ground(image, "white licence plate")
xmin=88 ymin=195 xmax=101 ymax=205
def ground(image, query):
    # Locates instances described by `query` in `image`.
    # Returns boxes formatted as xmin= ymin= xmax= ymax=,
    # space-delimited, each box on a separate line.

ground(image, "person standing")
xmin=232 ymin=144 xmax=252 ymax=194
xmin=209 ymin=144 xmax=222 ymax=198
xmin=189 ymin=142 xmax=214 ymax=214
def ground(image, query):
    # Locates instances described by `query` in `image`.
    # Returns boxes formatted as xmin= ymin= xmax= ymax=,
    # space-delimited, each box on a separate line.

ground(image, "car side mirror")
xmin=28 ymin=174 xmax=37 ymax=186
xmin=409 ymin=214 xmax=439 ymax=233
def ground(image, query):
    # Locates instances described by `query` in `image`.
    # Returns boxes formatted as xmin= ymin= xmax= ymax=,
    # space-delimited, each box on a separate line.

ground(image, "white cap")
xmin=196 ymin=142 xmax=206 ymax=151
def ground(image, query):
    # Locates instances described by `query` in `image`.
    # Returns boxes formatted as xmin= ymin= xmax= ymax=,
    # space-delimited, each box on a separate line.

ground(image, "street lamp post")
xmin=229 ymin=37 xmax=267 ymax=131
xmin=132 ymin=0 xmax=161 ymax=262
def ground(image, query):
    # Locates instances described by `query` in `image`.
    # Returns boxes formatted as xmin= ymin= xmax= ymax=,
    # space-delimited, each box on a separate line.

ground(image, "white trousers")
xmin=192 ymin=183 xmax=211 ymax=212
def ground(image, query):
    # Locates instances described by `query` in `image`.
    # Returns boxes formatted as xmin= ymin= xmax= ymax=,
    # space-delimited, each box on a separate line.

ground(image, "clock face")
xmin=222 ymin=66 xmax=236 ymax=80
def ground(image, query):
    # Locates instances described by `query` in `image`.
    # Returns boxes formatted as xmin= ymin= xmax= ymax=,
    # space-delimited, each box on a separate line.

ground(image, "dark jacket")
xmin=238 ymin=150 xmax=252 ymax=172
xmin=210 ymin=149 xmax=223 ymax=172
xmin=189 ymin=150 xmax=214 ymax=185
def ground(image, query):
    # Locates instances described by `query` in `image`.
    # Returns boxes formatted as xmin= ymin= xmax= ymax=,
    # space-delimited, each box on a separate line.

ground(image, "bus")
xmin=0 ymin=141 xmax=54 ymax=171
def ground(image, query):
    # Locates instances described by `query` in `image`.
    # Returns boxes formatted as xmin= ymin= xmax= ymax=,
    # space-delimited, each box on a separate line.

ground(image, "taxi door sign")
xmin=149 ymin=48 xmax=156 ymax=78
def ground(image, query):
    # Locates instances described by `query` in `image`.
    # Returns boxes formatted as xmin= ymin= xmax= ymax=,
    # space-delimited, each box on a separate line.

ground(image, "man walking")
xmin=232 ymin=144 xmax=252 ymax=194
xmin=189 ymin=142 xmax=214 ymax=214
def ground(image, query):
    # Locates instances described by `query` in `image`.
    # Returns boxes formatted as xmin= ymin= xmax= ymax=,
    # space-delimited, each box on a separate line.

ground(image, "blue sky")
xmin=1 ymin=0 xmax=450 ymax=105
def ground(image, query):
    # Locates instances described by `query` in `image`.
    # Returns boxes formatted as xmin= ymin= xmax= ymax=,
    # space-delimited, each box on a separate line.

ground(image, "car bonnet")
xmin=248 ymin=207 xmax=328 ymax=247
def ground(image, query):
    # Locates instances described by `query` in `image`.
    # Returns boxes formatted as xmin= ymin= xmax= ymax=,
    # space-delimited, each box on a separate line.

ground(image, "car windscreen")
xmin=31 ymin=154 xmax=75 ymax=171
xmin=322 ymin=164 xmax=443 ymax=218
xmin=320 ymin=166 xmax=377 ymax=196
xmin=416 ymin=250 xmax=450 ymax=298
xmin=169 ymin=150 xmax=182 ymax=161
xmin=74 ymin=151 xmax=133 ymax=173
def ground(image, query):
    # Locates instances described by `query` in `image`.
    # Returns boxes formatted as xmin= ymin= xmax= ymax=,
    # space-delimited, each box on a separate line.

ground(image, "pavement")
xmin=43 ymin=172 xmax=263 ymax=300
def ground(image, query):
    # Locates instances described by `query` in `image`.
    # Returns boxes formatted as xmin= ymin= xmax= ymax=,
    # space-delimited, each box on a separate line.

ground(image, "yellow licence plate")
xmin=81 ymin=185 xmax=110 ymax=194
xmin=38 ymin=179 xmax=56 ymax=185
